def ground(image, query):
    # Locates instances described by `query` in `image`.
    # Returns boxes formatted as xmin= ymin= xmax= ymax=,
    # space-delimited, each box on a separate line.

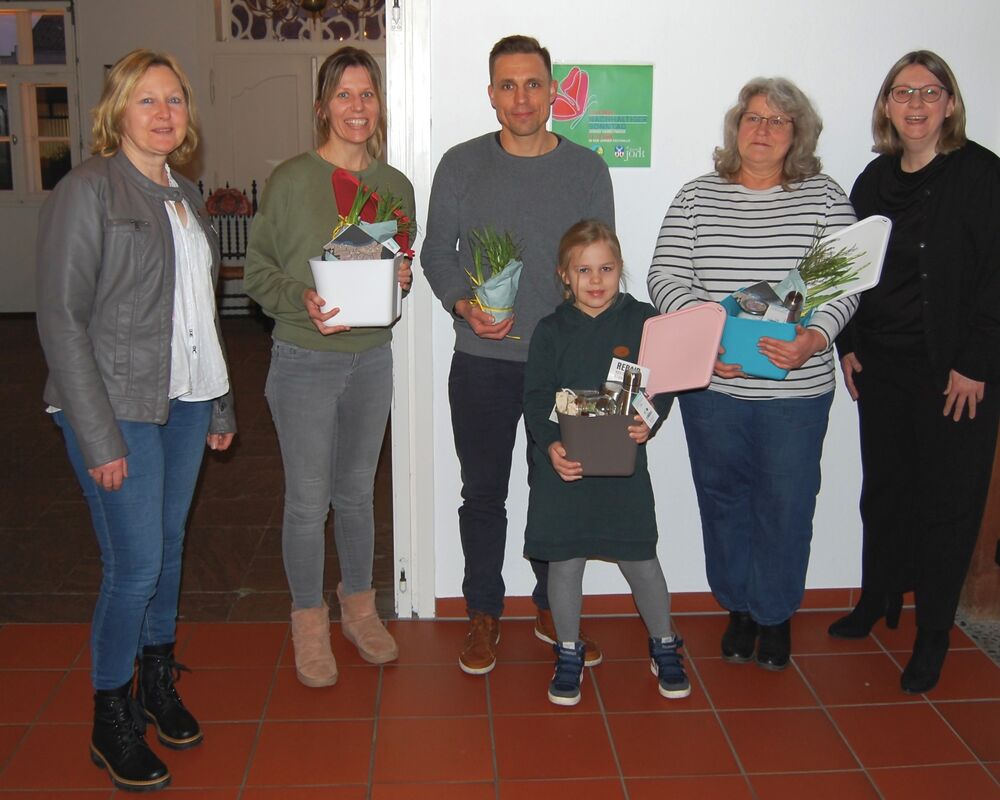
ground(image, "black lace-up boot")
xmin=91 ymin=679 xmax=170 ymax=792
xmin=137 ymin=643 xmax=203 ymax=749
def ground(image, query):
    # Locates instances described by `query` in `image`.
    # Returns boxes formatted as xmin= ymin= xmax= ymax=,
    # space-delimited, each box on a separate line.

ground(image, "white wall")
xmin=426 ymin=0 xmax=1000 ymax=602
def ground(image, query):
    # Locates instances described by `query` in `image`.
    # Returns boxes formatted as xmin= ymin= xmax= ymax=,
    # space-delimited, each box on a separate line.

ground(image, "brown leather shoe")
xmin=459 ymin=613 xmax=500 ymax=675
xmin=534 ymin=609 xmax=603 ymax=667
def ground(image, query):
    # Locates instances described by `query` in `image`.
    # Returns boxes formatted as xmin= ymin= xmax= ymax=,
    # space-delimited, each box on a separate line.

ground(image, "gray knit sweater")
xmin=422 ymin=133 xmax=614 ymax=362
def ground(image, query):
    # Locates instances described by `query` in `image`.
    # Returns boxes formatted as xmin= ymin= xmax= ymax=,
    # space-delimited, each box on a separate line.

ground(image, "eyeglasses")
xmin=888 ymin=84 xmax=948 ymax=103
xmin=740 ymin=112 xmax=794 ymax=130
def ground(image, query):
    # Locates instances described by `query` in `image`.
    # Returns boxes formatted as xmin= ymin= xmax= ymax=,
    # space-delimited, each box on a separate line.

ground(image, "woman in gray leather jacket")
xmin=35 ymin=49 xmax=235 ymax=793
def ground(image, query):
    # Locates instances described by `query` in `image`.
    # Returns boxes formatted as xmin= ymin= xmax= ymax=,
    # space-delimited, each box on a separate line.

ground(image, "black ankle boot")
xmin=901 ymin=628 xmax=950 ymax=694
xmin=828 ymin=590 xmax=903 ymax=639
xmin=91 ymin=680 xmax=170 ymax=792
xmin=721 ymin=611 xmax=758 ymax=663
xmin=756 ymin=620 xmax=791 ymax=671
xmin=137 ymin=643 xmax=203 ymax=750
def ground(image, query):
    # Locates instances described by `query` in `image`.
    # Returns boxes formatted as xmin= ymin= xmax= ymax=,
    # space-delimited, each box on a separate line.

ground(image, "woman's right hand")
xmin=841 ymin=352 xmax=862 ymax=400
xmin=303 ymin=288 xmax=351 ymax=335
xmin=713 ymin=345 xmax=744 ymax=379
xmin=548 ymin=440 xmax=583 ymax=482
xmin=88 ymin=457 xmax=128 ymax=492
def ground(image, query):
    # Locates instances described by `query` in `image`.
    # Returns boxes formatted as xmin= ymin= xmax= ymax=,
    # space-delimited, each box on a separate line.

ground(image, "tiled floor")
xmin=1 ymin=612 xmax=999 ymax=797
xmin=2 ymin=315 xmax=1000 ymax=796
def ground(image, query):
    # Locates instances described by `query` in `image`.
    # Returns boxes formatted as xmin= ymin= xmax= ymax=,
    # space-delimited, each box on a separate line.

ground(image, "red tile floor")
xmin=2 ymin=318 xmax=999 ymax=797
xmin=1 ymin=610 xmax=999 ymax=798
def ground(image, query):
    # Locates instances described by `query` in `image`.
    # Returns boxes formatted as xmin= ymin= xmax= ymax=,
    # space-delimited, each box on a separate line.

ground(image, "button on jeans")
xmin=678 ymin=389 xmax=833 ymax=625
xmin=55 ymin=399 xmax=212 ymax=690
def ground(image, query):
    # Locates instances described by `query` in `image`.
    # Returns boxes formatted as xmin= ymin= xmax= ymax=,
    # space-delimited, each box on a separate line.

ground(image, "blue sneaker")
xmin=649 ymin=636 xmax=691 ymax=699
xmin=547 ymin=642 xmax=586 ymax=706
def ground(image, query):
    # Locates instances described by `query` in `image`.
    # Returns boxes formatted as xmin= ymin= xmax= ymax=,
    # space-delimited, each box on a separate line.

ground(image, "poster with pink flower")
xmin=551 ymin=64 xmax=653 ymax=168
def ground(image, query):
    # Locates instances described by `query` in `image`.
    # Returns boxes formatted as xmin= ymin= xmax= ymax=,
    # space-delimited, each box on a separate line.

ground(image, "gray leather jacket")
xmin=36 ymin=150 xmax=236 ymax=469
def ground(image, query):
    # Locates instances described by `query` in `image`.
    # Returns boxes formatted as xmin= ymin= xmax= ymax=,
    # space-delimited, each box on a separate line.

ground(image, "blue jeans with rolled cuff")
xmin=449 ymin=351 xmax=548 ymax=618
xmin=55 ymin=399 xmax=212 ymax=691
xmin=679 ymin=389 xmax=833 ymax=626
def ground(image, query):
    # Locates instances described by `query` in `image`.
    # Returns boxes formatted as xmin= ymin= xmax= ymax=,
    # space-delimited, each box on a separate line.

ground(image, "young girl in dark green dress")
xmin=523 ymin=219 xmax=689 ymax=706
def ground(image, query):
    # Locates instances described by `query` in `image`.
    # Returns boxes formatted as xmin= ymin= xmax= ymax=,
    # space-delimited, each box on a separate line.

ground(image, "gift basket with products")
xmin=308 ymin=168 xmax=414 ymax=327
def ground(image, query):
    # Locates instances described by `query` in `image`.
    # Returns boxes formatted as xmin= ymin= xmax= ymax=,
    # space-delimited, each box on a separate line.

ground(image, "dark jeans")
xmin=679 ymin=389 xmax=833 ymax=626
xmin=856 ymin=346 xmax=999 ymax=630
xmin=449 ymin=351 xmax=548 ymax=618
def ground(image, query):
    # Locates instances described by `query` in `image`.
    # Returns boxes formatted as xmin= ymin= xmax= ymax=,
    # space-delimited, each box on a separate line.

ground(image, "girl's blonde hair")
xmin=91 ymin=49 xmax=199 ymax=164
xmin=557 ymin=219 xmax=623 ymax=300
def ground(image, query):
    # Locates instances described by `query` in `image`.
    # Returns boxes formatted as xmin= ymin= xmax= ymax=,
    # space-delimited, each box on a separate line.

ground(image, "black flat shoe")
xmin=721 ymin=611 xmax=757 ymax=663
xmin=756 ymin=620 xmax=791 ymax=671
xmin=91 ymin=680 xmax=170 ymax=792
xmin=138 ymin=643 xmax=203 ymax=750
xmin=828 ymin=590 xmax=903 ymax=638
xmin=901 ymin=628 xmax=950 ymax=694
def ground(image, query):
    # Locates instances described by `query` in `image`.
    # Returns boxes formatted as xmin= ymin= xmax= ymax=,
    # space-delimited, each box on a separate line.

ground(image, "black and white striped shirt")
xmin=647 ymin=172 xmax=858 ymax=399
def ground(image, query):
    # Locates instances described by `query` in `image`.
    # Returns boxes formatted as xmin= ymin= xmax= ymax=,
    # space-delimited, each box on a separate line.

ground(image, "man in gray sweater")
xmin=422 ymin=34 xmax=615 ymax=675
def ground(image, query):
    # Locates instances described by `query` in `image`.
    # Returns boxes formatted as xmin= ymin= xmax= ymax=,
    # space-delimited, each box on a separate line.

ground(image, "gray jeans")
xmin=265 ymin=339 xmax=392 ymax=608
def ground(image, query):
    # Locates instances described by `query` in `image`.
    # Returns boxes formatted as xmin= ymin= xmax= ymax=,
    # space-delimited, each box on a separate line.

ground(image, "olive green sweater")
xmin=244 ymin=151 xmax=415 ymax=352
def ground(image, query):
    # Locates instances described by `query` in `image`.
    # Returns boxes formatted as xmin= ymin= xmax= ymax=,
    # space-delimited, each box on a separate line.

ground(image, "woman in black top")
xmin=831 ymin=50 xmax=1000 ymax=693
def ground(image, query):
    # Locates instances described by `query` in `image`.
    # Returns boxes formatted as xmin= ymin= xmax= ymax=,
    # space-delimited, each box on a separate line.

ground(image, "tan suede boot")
xmin=337 ymin=583 xmax=399 ymax=664
xmin=290 ymin=603 xmax=338 ymax=687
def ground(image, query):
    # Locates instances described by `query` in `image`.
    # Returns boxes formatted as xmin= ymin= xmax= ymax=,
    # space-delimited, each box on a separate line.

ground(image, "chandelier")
xmin=243 ymin=0 xmax=381 ymax=22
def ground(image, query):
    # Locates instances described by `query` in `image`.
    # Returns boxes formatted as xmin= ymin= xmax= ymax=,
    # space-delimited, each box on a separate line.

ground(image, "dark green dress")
xmin=523 ymin=294 xmax=673 ymax=562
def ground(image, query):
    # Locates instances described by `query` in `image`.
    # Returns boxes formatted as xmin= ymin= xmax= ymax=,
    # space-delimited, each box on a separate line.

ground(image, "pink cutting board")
xmin=637 ymin=303 xmax=726 ymax=395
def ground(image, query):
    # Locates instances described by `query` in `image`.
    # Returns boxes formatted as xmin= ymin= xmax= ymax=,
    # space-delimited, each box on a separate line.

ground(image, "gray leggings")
xmin=265 ymin=339 xmax=392 ymax=608
xmin=549 ymin=557 xmax=672 ymax=643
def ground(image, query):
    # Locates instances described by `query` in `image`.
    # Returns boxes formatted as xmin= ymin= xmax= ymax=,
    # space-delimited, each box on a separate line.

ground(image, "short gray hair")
xmin=713 ymin=77 xmax=823 ymax=187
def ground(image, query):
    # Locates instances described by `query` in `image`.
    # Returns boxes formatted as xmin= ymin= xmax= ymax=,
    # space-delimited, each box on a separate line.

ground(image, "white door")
xmin=206 ymin=53 xmax=316 ymax=192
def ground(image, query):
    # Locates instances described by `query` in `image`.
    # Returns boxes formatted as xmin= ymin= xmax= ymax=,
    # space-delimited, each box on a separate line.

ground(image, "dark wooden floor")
xmin=0 ymin=315 xmax=396 ymax=623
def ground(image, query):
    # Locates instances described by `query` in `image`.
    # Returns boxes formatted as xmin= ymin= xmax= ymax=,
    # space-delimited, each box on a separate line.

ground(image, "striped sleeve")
xmin=647 ymin=186 xmax=701 ymax=313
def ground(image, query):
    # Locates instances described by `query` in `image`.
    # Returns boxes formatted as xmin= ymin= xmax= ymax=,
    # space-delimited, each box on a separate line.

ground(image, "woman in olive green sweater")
xmin=244 ymin=47 xmax=414 ymax=688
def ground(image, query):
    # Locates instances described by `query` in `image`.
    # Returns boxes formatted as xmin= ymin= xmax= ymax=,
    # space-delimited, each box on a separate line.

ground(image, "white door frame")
xmin=386 ymin=0 xmax=436 ymax=618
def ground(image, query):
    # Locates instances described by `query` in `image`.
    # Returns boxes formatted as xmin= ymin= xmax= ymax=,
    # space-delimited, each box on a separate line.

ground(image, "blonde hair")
xmin=557 ymin=219 xmax=623 ymax=300
xmin=871 ymin=50 xmax=967 ymax=156
xmin=91 ymin=49 xmax=199 ymax=164
xmin=314 ymin=46 xmax=387 ymax=160
xmin=713 ymin=77 xmax=823 ymax=187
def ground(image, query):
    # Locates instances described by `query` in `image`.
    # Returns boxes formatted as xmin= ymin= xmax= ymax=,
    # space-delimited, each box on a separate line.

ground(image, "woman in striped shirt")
xmin=647 ymin=77 xmax=857 ymax=670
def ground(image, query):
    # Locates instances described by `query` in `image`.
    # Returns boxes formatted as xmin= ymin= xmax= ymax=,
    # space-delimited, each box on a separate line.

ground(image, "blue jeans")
xmin=449 ymin=351 xmax=548 ymax=618
xmin=679 ymin=389 xmax=833 ymax=625
xmin=55 ymin=400 xmax=212 ymax=690
xmin=265 ymin=339 xmax=392 ymax=608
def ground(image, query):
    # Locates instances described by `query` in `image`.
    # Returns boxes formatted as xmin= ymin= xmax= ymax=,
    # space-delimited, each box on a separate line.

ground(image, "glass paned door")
xmin=0 ymin=85 xmax=12 ymax=190
xmin=35 ymin=85 xmax=69 ymax=189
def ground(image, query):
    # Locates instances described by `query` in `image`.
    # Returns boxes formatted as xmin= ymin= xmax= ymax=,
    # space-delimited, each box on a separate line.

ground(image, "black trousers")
xmin=855 ymin=346 xmax=999 ymax=630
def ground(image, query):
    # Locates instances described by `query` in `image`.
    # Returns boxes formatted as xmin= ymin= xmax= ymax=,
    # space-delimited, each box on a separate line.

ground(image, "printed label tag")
xmin=606 ymin=357 xmax=650 ymax=387
xmin=631 ymin=391 xmax=659 ymax=429
xmin=763 ymin=303 xmax=790 ymax=323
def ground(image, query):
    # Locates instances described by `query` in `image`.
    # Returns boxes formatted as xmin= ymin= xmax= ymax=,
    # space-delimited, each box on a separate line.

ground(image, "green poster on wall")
xmin=551 ymin=63 xmax=653 ymax=169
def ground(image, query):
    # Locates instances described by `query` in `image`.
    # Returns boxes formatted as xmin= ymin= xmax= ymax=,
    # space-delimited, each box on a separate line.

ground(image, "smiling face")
xmin=736 ymin=94 xmax=794 ymax=181
xmin=885 ymin=63 xmax=955 ymax=156
xmin=322 ymin=64 xmax=381 ymax=149
xmin=118 ymin=65 xmax=188 ymax=168
xmin=488 ymin=53 xmax=557 ymax=144
xmin=561 ymin=240 xmax=622 ymax=318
